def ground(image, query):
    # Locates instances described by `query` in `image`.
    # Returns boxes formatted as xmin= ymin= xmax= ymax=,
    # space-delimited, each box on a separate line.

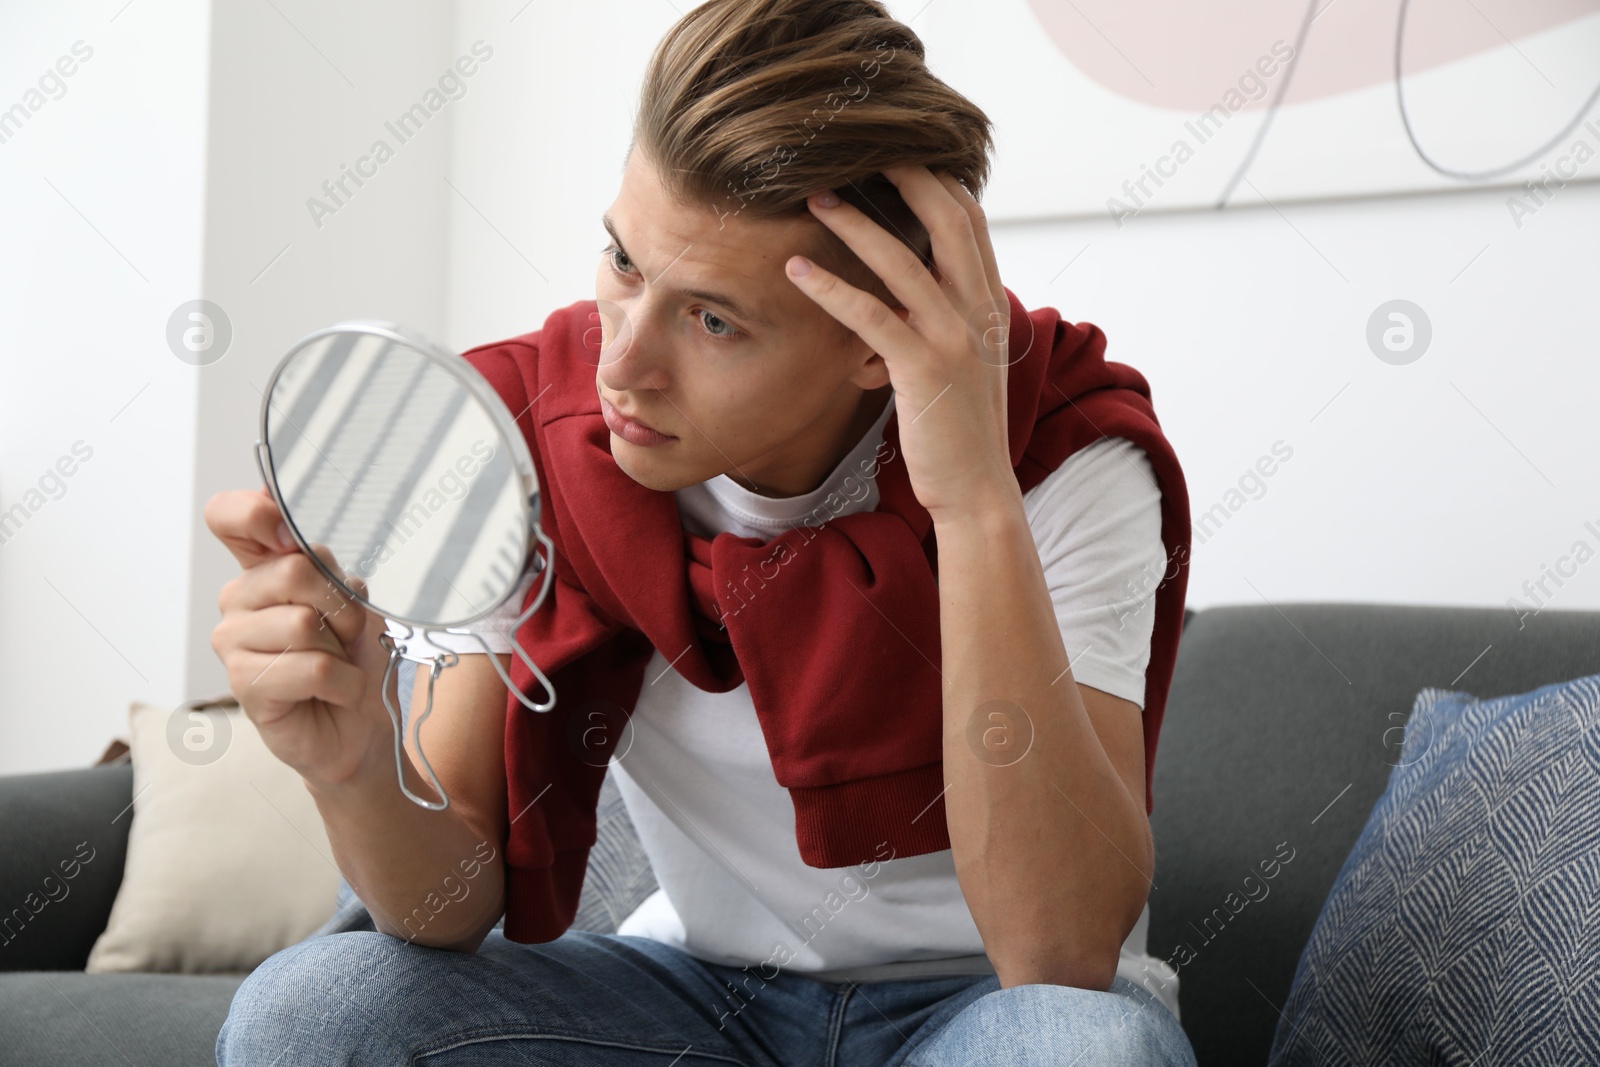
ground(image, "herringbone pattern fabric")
xmin=569 ymin=770 xmax=659 ymax=935
xmin=1270 ymin=673 xmax=1600 ymax=1066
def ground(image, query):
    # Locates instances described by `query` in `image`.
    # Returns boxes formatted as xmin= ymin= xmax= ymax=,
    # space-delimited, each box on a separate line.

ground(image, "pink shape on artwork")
xmin=1024 ymin=0 xmax=1599 ymax=110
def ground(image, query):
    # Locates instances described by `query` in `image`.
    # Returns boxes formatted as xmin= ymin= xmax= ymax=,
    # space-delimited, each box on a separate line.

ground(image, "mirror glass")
xmin=259 ymin=325 xmax=537 ymax=630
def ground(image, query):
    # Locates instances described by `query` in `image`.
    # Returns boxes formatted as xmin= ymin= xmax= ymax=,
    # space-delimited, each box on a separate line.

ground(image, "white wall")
xmin=4 ymin=0 xmax=1595 ymax=774
xmin=993 ymin=180 xmax=1600 ymax=618
xmin=0 ymin=2 xmax=210 ymax=775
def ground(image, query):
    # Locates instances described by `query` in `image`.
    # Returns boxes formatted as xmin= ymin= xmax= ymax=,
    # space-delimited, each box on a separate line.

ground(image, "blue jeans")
xmin=217 ymin=903 xmax=1196 ymax=1065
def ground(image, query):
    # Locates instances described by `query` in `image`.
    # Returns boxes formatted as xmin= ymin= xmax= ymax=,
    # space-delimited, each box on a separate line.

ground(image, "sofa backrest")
xmin=1150 ymin=602 xmax=1600 ymax=1066
xmin=0 ymin=761 xmax=134 ymax=971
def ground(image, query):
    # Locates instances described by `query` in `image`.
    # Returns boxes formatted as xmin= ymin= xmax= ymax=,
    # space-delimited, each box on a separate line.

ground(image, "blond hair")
xmin=631 ymin=0 xmax=995 ymax=309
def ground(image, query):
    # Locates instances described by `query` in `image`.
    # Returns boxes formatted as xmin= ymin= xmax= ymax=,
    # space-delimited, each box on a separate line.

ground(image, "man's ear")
xmin=849 ymin=303 xmax=910 ymax=391
xmin=857 ymin=353 xmax=892 ymax=392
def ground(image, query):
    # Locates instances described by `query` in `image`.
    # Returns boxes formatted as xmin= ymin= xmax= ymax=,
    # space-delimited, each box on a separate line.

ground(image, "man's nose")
xmin=596 ymin=301 xmax=669 ymax=393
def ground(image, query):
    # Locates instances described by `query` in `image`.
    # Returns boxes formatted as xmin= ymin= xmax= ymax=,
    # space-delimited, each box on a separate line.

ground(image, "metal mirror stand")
xmin=374 ymin=523 xmax=559 ymax=811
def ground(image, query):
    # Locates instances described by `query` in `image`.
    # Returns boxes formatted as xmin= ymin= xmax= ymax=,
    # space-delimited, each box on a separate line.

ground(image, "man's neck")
xmin=727 ymin=384 xmax=893 ymax=498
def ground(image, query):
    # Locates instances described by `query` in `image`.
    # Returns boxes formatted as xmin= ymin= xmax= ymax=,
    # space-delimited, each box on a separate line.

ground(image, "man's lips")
xmin=601 ymin=396 xmax=675 ymax=447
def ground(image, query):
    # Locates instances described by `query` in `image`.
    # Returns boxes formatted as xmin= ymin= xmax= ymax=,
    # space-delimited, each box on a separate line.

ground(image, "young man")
xmin=206 ymin=1 xmax=1195 ymax=1062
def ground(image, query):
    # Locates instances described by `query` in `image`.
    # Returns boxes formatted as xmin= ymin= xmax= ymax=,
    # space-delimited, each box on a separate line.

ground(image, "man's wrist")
xmin=930 ymin=481 xmax=1028 ymax=538
xmin=301 ymin=741 xmax=400 ymax=806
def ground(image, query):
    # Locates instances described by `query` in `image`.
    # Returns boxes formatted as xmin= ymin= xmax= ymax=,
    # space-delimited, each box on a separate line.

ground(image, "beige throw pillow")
xmin=85 ymin=696 xmax=341 ymax=973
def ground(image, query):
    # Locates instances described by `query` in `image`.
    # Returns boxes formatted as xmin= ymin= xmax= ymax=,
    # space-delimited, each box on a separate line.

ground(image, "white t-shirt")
xmin=387 ymin=392 xmax=1180 ymax=1018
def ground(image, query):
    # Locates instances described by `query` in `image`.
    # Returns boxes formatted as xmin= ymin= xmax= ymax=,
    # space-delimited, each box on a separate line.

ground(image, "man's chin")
xmin=610 ymin=443 xmax=697 ymax=493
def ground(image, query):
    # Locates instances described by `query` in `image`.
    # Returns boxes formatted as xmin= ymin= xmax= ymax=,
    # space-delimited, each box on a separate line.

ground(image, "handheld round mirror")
xmin=254 ymin=320 xmax=557 ymax=812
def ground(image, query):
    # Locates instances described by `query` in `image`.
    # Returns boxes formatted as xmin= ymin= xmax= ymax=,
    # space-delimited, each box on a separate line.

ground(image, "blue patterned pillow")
xmin=1269 ymin=673 xmax=1600 ymax=1066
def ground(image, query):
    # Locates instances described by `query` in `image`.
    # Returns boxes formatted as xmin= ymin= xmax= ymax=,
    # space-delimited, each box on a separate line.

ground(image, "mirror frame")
xmin=253 ymin=319 xmax=543 ymax=632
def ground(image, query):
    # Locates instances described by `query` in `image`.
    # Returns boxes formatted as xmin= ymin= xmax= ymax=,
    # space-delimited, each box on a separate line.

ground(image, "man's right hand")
xmin=205 ymin=486 xmax=396 ymax=791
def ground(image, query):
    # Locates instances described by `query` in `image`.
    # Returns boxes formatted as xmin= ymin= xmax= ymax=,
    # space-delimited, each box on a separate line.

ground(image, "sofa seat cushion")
xmin=0 ymin=971 xmax=245 ymax=1066
xmin=1269 ymin=672 xmax=1600 ymax=1065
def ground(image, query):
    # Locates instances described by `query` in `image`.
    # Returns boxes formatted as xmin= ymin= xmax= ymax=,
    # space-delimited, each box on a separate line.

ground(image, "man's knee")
xmin=907 ymin=979 xmax=1194 ymax=1066
xmin=1010 ymin=981 xmax=1191 ymax=1064
xmin=217 ymin=932 xmax=419 ymax=1065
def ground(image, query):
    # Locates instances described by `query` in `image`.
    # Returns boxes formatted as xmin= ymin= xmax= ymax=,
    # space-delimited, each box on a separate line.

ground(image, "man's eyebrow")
xmin=601 ymin=213 xmax=777 ymax=330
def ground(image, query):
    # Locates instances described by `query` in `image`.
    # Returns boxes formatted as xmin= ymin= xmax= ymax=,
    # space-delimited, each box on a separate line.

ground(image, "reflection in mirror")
xmin=255 ymin=322 xmax=557 ymax=813
xmin=263 ymin=329 xmax=528 ymax=629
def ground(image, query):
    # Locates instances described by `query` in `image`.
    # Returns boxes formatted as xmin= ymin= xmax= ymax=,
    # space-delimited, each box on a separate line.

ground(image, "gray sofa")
xmin=4 ymin=602 xmax=1597 ymax=1065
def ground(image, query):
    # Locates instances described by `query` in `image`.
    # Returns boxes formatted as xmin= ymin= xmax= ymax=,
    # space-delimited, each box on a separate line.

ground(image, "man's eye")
xmin=602 ymin=244 xmax=633 ymax=273
xmin=699 ymin=310 xmax=736 ymax=338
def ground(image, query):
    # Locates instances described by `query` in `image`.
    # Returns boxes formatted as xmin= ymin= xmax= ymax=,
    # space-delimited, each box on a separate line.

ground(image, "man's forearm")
xmin=305 ymin=750 xmax=504 ymax=953
xmin=935 ymin=485 xmax=1153 ymax=990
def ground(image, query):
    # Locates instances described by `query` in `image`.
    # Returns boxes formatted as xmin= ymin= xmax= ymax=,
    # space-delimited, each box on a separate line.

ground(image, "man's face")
xmin=594 ymin=149 xmax=886 ymax=495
